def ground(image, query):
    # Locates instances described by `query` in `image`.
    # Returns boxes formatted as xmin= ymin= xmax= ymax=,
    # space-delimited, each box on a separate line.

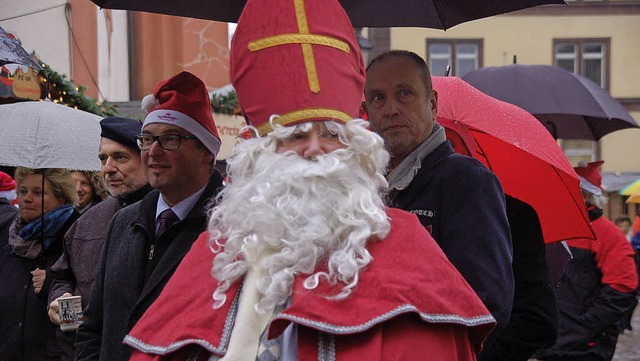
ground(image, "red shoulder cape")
xmin=125 ymin=208 xmax=495 ymax=357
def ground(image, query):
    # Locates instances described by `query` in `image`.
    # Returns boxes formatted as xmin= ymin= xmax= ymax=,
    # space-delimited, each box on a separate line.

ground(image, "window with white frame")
xmin=554 ymin=39 xmax=609 ymax=89
xmin=559 ymin=139 xmax=598 ymax=166
xmin=427 ymin=39 xmax=482 ymax=77
xmin=554 ymin=38 xmax=609 ymax=160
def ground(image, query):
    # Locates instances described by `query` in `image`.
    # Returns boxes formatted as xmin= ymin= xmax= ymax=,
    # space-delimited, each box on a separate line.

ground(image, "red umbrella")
xmin=433 ymin=76 xmax=594 ymax=243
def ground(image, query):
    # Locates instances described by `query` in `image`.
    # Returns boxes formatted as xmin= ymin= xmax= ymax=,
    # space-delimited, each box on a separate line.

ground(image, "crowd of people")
xmin=0 ymin=0 xmax=638 ymax=360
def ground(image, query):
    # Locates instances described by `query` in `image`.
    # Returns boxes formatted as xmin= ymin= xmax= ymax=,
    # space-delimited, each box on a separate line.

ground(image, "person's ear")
xmin=430 ymin=89 xmax=439 ymax=118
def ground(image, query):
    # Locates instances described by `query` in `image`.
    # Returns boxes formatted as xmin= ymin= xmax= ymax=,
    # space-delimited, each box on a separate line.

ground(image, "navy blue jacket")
xmin=390 ymin=141 xmax=514 ymax=338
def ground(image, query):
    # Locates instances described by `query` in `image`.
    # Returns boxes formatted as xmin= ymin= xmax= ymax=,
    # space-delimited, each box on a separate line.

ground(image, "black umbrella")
xmin=0 ymin=26 xmax=42 ymax=71
xmin=462 ymin=64 xmax=639 ymax=140
xmin=89 ymin=0 xmax=566 ymax=29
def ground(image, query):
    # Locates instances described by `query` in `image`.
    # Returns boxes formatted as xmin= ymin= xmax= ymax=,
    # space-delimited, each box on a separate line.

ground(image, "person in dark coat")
xmin=445 ymin=127 xmax=559 ymax=360
xmin=74 ymin=71 xmax=224 ymax=361
xmin=0 ymin=167 xmax=80 ymax=361
xmin=362 ymin=50 xmax=514 ymax=348
xmin=536 ymin=161 xmax=639 ymax=361
xmin=47 ymin=117 xmax=152 ymax=361
xmin=0 ymin=171 xmax=18 ymax=248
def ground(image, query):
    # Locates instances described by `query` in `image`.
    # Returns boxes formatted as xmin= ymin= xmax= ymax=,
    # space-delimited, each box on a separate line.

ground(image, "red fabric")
xmin=126 ymin=208 xmax=494 ymax=361
xmin=147 ymin=71 xmax=220 ymax=142
xmin=574 ymin=161 xmax=605 ymax=190
xmin=434 ymin=76 xmax=593 ymax=244
xmin=633 ymin=215 xmax=640 ymax=236
xmin=230 ymin=0 xmax=365 ymax=134
xmin=296 ymin=315 xmax=479 ymax=361
xmin=0 ymin=171 xmax=15 ymax=191
xmin=567 ymin=216 xmax=638 ymax=293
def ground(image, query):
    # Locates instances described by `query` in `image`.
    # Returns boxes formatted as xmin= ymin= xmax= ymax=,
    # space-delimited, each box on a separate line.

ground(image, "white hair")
xmin=208 ymin=119 xmax=390 ymax=313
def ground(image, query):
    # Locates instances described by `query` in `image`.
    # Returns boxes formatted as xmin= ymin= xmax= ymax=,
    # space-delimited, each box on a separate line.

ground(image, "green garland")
xmin=211 ymin=90 xmax=241 ymax=115
xmin=36 ymin=56 xmax=120 ymax=117
xmin=35 ymin=53 xmax=239 ymax=118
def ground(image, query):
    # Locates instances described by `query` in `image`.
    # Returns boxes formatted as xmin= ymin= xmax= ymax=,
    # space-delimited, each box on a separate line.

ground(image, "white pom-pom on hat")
xmin=141 ymin=94 xmax=159 ymax=113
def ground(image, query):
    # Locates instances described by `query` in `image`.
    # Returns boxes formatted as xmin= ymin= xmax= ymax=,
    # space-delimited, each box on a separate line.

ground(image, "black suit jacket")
xmin=75 ymin=172 xmax=224 ymax=361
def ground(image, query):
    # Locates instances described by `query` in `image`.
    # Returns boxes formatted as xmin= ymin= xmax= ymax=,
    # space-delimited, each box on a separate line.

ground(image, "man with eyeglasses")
xmin=75 ymin=71 xmax=224 ymax=361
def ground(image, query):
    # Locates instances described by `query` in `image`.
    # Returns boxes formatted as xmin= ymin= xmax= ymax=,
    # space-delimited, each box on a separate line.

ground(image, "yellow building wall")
xmin=389 ymin=14 xmax=640 ymax=173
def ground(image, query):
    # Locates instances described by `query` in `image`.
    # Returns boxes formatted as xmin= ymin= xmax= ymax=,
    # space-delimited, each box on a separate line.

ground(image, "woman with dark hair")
xmin=0 ymin=167 xmax=80 ymax=361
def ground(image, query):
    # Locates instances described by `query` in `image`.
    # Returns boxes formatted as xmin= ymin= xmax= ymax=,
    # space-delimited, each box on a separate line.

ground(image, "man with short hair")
xmin=122 ymin=1 xmax=495 ymax=360
xmin=363 ymin=50 xmax=514 ymax=349
xmin=74 ymin=72 xmax=225 ymax=361
xmin=47 ymin=117 xmax=151 ymax=361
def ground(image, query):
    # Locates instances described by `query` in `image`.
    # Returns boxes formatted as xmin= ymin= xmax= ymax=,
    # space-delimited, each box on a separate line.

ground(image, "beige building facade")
xmin=365 ymin=1 xmax=640 ymax=218
xmin=2 ymin=1 xmax=638 ymax=217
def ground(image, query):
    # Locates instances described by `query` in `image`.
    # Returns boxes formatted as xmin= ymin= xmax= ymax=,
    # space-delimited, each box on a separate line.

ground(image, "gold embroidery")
xmin=246 ymin=0 xmax=350 ymax=94
xmin=256 ymin=109 xmax=352 ymax=136
xmin=248 ymin=35 xmax=350 ymax=53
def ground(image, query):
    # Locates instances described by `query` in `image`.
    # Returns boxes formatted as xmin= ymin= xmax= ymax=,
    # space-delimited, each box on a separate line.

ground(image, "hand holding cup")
xmin=48 ymin=292 xmax=73 ymax=325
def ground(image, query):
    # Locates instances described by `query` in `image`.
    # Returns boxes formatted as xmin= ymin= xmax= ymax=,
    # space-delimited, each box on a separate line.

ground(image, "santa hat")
xmin=574 ymin=160 xmax=605 ymax=196
xmin=141 ymin=71 xmax=221 ymax=156
xmin=230 ymin=0 xmax=365 ymax=136
xmin=0 ymin=171 xmax=16 ymax=202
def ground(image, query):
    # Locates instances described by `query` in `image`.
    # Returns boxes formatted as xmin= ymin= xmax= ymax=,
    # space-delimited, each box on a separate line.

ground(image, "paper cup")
xmin=58 ymin=295 xmax=83 ymax=332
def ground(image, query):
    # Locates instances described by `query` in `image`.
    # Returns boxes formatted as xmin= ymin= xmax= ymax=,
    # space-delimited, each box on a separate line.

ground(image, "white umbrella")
xmin=0 ymin=100 xmax=102 ymax=171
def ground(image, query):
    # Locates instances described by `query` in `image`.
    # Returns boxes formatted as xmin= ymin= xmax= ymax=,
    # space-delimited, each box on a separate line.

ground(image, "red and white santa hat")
xmin=141 ymin=71 xmax=221 ymax=156
xmin=0 ymin=171 xmax=16 ymax=202
xmin=574 ymin=160 xmax=605 ymax=196
xmin=230 ymin=0 xmax=365 ymax=136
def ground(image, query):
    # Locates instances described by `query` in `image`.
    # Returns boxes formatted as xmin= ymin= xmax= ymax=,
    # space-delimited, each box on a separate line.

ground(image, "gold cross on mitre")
xmin=247 ymin=0 xmax=351 ymax=94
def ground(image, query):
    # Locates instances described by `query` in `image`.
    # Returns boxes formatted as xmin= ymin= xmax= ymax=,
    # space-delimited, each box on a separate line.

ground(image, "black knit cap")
xmin=100 ymin=117 xmax=143 ymax=150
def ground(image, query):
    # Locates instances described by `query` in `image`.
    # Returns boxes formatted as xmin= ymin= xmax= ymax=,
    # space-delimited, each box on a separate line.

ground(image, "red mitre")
xmin=230 ymin=0 xmax=365 ymax=136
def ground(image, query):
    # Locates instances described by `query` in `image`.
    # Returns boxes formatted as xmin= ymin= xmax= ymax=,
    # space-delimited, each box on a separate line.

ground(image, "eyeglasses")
xmin=135 ymin=134 xmax=198 ymax=150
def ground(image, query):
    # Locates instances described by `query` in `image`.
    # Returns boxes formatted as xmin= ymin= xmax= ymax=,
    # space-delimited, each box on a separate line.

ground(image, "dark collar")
xmin=118 ymin=184 xmax=154 ymax=208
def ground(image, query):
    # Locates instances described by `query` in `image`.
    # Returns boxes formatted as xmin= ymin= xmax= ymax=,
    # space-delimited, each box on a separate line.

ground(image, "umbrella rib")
xmin=468 ymin=128 xmax=594 ymax=242
xmin=466 ymin=129 xmax=493 ymax=171
xmin=430 ymin=2 xmax=448 ymax=30
xmin=551 ymin=165 xmax=596 ymax=241
xmin=31 ymin=113 xmax=42 ymax=169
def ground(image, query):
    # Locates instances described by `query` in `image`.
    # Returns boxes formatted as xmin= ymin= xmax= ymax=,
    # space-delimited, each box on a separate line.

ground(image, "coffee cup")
xmin=58 ymin=295 xmax=83 ymax=332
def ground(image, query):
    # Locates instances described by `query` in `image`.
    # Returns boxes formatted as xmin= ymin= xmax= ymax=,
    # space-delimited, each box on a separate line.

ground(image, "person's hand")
xmin=48 ymin=292 xmax=73 ymax=325
xmin=31 ymin=268 xmax=46 ymax=294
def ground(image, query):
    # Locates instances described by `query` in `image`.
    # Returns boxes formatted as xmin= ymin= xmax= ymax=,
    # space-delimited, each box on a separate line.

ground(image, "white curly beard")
xmin=208 ymin=120 xmax=391 ymax=313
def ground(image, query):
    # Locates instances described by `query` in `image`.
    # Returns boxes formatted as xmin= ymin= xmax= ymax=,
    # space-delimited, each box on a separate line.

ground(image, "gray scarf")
xmin=387 ymin=123 xmax=446 ymax=194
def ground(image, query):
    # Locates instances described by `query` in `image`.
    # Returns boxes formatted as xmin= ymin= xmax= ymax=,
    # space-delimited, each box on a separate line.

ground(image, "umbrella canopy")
xmin=620 ymin=179 xmax=640 ymax=196
xmin=89 ymin=0 xmax=565 ymax=29
xmin=0 ymin=26 xmax=42 ymax=71
xmin=627 ymin=188 xmax=640 ymax=204
xmin=0 ymin=100 xmax=102 ymax=171
xmin=462 ymin=64 xmax=639 ymax=140
xmin=433 ymin=76 xmax=594 ymax=244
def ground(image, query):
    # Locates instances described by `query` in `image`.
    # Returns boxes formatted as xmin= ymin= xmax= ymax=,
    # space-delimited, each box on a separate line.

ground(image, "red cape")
xmin=125 ymin=208 xmax=495 ymax=359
